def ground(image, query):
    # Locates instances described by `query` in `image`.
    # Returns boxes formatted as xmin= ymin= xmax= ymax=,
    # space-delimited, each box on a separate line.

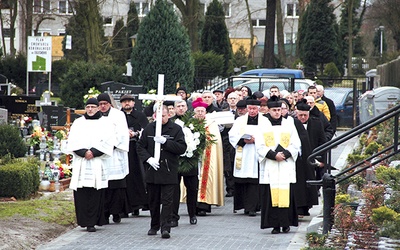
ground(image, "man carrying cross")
xmin=137 ymin=75 xmax=187 ymax=239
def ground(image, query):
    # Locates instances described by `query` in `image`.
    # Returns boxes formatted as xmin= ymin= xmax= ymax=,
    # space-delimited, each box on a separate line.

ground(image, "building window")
xmin=58 ymin=0 xmax=74 ymax=14
xmin=285 ymin=32 xmax=297 ymax=44
xmin=34 ymin=0 xmax=51 ymax=13
xmin=3 ymin=28 xmax=11 ymax=38
xmin=222 ymin=3 xmax=230 ymax=17
xmin=135 ymin=2 xmax=150 ymax=16
xmin=286 ymin=3 xmax=299 ymax=18
xmin=252 ymin=19 xmax=267 ymax=27
xmin=103 ymin=17 xmax=112 ymax=26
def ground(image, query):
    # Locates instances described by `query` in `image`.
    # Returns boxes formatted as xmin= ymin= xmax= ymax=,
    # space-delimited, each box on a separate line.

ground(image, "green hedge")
xmin=0 ymin=158 xmax=40 ymax=199
xmin=0 ymin=124 xmax=27 ymax=158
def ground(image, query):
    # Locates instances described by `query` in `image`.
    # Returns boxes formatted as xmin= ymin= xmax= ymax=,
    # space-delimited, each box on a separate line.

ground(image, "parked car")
xmin=239 ymin=68 xmax=305 ymax=79
xmin=324 ymin=88 xmax=362 ymax=127
xmin=236 ymin=78 xmax=315 ymax=94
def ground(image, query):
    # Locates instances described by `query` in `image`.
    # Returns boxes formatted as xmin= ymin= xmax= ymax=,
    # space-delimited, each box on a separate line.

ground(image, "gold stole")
xmin=263 ymin=130 xmax=291 ymax=208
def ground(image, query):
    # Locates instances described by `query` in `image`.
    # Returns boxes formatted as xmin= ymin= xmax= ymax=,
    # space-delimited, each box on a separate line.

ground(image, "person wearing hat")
xmin=188 ymin=98 xmax=224 ymax=217
xmin=257 ymin=95 xmax=301 ymax=234
xmin=213 ymin=89 xmax=228 ymax=110
xmin=259 ymin=97 xmax=269 ymax=115
xmin=235 ymin=99 xmax=247 ymax=117
xmin=136 ymin=105 xmax=187 ymax=239
xmin=97 ymin=93 xmax=131 ymax=224
xmin=66 ymin=98 xmax=115 ymax=232
xmin=120 ymin=94 xmax=150 ymax=216
xmin=229 ymin=97 xmax=269 ymax=217
xmin=281 ymin=99 xmax=319 ymax=218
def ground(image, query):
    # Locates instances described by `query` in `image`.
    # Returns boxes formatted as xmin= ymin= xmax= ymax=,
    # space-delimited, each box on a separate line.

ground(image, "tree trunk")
xmin=244 ymin=0 xmax=255 ymax=60
xmin=347 ymin=0 xmax=353 ymax=76
xmin=276 ymin=0 xmax=286 ymax=65
xmin=295 ymin=0 xmax=306 ymax=58
xmin=173 ymin=0 xmax=200 ymax=52
xmin=264 ymin=0 xmax=276 ymax=68
xmin=0 ymin=10 xmax=6 ymax=55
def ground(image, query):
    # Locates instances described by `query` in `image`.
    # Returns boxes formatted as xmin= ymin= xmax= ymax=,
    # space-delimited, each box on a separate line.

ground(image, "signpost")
xmin=26 ymin=36 xmax=52 ymax=96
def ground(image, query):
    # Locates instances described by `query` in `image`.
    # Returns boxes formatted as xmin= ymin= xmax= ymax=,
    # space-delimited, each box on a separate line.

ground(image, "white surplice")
xmin=103 ymin=107 xmax=130 ymax=180
xmin=256 ymin=117 xmax=301 ymax=207
xmin=228 ymin=114 xmax=270 ymax=179
xmin=67 ymin=116 xmax=115 ymax=190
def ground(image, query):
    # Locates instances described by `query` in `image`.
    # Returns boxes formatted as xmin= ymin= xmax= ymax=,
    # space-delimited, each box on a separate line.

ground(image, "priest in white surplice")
xmin=256 ymin=96 xmax=301 ymax=234
xmin=229 ymin=98 xmax=269 ymax=216
xmin=67 ymin=98 xmax=115 ymax=232
xmin=97 ymin=93 xmax=130 ymax=224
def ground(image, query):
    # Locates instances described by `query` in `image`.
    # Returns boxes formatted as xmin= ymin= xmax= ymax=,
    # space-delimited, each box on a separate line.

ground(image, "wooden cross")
xmin=139 ymin=74 xmax=181 ymax=162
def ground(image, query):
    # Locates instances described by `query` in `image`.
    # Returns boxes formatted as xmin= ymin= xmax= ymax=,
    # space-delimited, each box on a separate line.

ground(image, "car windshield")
xmin=238 ymin=79 xmax=311 ymax=92
xmin=324 ymin=89 xmax=349 ymax=105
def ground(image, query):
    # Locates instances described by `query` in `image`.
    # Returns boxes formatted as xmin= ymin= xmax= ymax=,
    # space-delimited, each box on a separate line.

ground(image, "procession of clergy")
xmin=66 ymin=83 xmax=335 ymax=238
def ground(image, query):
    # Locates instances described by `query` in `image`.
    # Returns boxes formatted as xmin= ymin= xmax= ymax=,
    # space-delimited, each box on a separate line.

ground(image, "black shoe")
xmin=271 ymin=227 xmax=280 ymax=234
xmin=197 ymin=210 xmax=207 ymax=216
xmin=170 ymin=220 xmax=178 ymax=227
xmin=282 ymin=226 xmax=290 ymax=233
xmin=133 ymin=210 xmax=139 ymax=216
xmin=120 ymin=213 xmax=129 ymax=218
xmin=87 ymin=226 xmax=96 ymax=232
xmin=161 ymin=231 xmax=170 ymax=239
xmin=190 ymin=216 xmax=197 ymax=225
xmin=248 ymin=211 xmax=256 ymax=217
xmin=148 ymin=229 xmax=157 ymax=235
xmin=112 ymin=214 xmax=121 ymax=223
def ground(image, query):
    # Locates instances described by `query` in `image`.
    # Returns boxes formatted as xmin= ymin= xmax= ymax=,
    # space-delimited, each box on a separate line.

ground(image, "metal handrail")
xmin=306 ymin=103 xmax=400 ymax=234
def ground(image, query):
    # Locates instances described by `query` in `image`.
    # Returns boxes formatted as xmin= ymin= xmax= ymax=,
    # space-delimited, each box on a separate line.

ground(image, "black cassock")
xmin=291 ymin=116 xmax=319 ymax=216
xmin=123 ymin=108 xmax=149 ymax=211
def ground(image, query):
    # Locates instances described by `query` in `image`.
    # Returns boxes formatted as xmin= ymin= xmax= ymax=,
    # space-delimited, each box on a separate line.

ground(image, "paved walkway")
xmin=37 ymin=130 xmax=356 ymax=250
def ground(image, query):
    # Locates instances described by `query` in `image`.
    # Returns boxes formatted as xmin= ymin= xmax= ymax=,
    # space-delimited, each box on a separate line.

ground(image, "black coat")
xmin=306 ymin=115 xmax=327 ymax=163
xmin=292 ymin=117 xmax=319 ymax=210
xmin=123 ymin=108 xmax=149 ymax=209
xmin=310 ymin=106 xmax=334 ymax=141
xmin=137 ymin=120 xmax=187 ymax=185
xmin=322 ymin=95 xmax=337 ymax=133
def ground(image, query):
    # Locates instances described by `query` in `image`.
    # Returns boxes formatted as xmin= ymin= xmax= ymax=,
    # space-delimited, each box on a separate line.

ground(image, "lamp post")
xmin=379 ymin=26 xmax=384 ymax=57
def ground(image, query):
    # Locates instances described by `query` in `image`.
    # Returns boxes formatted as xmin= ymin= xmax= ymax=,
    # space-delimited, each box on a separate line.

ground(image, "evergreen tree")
xmin=126 ymin=2 xmax=140 ymax=58
xmin=63 ymin=0 xmax=105 ymax=62
xmin=131 ymin=0 xmax=194 ymax=93
xmin=299 ymin=0 xmax=339 ymax=73
xmin=110 ymin=18 xmax=129 ymax=66
xmin=59 ymin=61 xmax=125 ymax=109
xmin=200 ymin=0 xmax=232 ymax=76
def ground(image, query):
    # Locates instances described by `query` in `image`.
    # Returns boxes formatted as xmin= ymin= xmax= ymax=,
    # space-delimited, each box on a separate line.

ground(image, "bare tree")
xmin=368 ymin=0 xmax=400 ymax=50
xmin=276 ymin=0 xmax=286 ymax=65
xmin=171 ymin=0 xmax=201 ymax=52
xmin=264 ymin=0 xmax=276 ymax=68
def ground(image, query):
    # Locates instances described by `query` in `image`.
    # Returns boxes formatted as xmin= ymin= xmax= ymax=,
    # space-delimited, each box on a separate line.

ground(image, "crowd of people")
xmin=66 ymin=83 xmax=337 ymax=238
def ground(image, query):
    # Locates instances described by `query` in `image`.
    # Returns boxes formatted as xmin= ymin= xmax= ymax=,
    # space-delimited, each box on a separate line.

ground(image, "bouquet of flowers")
xmin=178 ymin=111 xmax=216 ymax=173
xmin=83 ymin=87 xmax=101 ymax=105
xmin=27 ymin=126 xmax=54 ymax=149
xmin=142 ymin=89 xmax=156 ymax=107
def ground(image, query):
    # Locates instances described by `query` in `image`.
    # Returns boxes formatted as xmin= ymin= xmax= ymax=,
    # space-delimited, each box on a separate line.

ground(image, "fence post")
xmin=322 ymin=173 xmax=336 ymax=234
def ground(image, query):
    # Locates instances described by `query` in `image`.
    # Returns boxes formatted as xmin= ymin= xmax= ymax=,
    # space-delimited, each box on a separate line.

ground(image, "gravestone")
xmin=41 ymin=105 xmax=81 ymax=131
xmin=0 ymin=95 xmax=40 ymax=121
xmin=100 ymin=81 xmax=143 ymax=111
xmin=0 ymin=108 xmax=7 ymax=124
